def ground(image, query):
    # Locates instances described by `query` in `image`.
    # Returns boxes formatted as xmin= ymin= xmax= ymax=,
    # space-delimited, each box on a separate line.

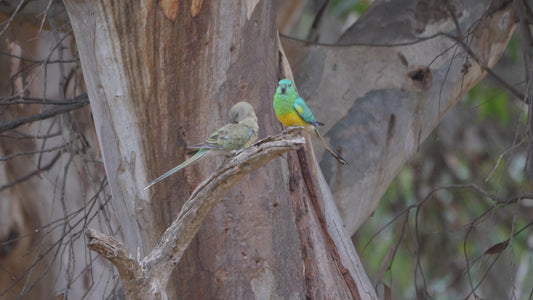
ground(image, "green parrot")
xmin=273 ymin=78 xmax=347 ymax=165
xmin=144 ymin=101 xmax=258 ymax=190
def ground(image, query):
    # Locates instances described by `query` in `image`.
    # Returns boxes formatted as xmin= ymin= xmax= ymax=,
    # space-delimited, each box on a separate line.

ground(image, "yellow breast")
xmin=276 ymin=112 xmax=308 ymax=127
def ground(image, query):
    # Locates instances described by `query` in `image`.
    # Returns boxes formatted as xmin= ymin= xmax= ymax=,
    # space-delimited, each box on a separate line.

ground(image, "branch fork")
xmin=85 ymin=130 xmax=305 ymax=299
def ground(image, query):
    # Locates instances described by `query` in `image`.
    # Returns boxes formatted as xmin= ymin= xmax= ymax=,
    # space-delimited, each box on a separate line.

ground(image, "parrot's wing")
xmin=186 ymin=125 xmax=232 ymax=150
xmin=294 ymin=96 xmax=321 ymax=126
xmin=190 ymin=123 xmax=254 ymax=151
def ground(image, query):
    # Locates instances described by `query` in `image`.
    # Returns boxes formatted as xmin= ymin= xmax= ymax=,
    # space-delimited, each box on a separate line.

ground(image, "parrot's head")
xmin=277 ymin=79 xmax=294 ymax=96
xmin=229 ymin=101 xmax=257 ymax=123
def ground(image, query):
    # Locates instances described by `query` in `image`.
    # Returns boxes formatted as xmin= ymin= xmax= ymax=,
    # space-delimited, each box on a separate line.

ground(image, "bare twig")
xmin=0 ymin=151 xmax=62 ymax=191
xmin=0 ymin=143 xmax=69 ymax=161
xmin=485 ymin=140 xmax=525 ymax=182
xmin=0 ymin=98 xmax=89 ymax=133
xmin=442 ymin=32 xmax=526 ymax=102
xmin=0 ymin=129 xmax=62 ymax=139
xmin=0 ymin=179 xmax=110 ymax=297
xmin=0 ymin=51 xmax=79 ymax=64
xmin=38 ymin=0 xmax=55 ymax=33
xmin=0 ymin=0 xmax=26 ymax=36
xmin=0 ymin=95 xmax=87 ymax=105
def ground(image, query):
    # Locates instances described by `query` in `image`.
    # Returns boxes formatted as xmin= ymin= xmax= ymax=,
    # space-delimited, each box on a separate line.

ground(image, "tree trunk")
xmin=64 ymin=0 xmax=374 ymax=298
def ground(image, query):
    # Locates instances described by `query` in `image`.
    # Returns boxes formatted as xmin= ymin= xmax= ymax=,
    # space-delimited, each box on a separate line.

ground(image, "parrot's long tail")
xmin=143 ymin=148 xmax=209 ymax=190
xmin=313 ymin=128 xmax=347 ymax=165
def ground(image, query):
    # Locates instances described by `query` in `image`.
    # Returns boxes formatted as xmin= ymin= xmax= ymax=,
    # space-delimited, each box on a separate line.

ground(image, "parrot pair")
xmin=144 ymin=78 xmax=345 ymax=190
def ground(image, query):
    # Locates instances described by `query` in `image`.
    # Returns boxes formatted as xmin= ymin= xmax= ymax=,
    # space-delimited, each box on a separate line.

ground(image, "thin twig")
xmin=0 ymin=0 xmax=26 ymax=36
xmin=0 ymin=99 xmax=89 ymax=133
xmin=0 ymin=151 xmax=61 ymax=191
xmin=0 ymin=51 xmax=79 ymax=64
xmin=442 ymin=32 xmax=526 ymax=101
xmin=0 ymin=142 xmax=69 ymax=161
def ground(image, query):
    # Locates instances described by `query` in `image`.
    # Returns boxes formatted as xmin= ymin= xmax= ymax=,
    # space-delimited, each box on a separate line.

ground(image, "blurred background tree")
xmin=281 ymin=0 xmax=532 ymax=298
xmin=282 ymin=1 xmax=533 ymax=299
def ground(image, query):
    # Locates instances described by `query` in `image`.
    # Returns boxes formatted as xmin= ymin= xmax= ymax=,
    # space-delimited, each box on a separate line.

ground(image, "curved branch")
xmin=143 ymin=129 xmax=305 ymax=275
xmin=85 ymin=130 xmax=305 ymax=299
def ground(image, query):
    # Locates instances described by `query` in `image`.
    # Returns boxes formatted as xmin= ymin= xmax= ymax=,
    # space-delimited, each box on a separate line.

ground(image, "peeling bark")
xmin=64 ymin=0 xmax=375 ymax=299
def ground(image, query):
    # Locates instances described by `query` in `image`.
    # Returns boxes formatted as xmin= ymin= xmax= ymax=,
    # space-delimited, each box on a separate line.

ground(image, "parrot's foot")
xmin=223 ymin=151 xmax=235 ymax=158
xmin=234 ymin=148 xmax=245 ymax=156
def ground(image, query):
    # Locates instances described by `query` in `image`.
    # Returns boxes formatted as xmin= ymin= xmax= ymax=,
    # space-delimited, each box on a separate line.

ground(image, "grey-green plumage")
xmin=144 ymin=102 xmax=258 ymax=190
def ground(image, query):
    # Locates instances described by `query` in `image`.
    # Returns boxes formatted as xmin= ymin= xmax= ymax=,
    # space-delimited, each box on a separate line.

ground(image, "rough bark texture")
xmin=281 ymin=0 xmax=516 ymax=234
xmin=64 ymin=0 xmax=374 ymax=299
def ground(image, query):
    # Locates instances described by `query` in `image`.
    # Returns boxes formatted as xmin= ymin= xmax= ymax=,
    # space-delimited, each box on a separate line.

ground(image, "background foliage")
xmin=290 ymin=1 xmax=533 ymax=298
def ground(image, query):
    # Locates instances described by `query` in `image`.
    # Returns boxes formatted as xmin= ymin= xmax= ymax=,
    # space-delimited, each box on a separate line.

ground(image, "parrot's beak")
xmin=281 ymin=84 xmax=287 ymax=93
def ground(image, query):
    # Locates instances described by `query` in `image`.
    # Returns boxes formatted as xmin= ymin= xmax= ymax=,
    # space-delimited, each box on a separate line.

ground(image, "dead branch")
xmin=0 ymin=99 xmax=89 ymax=133
xmin=84 ymin=129 xmax=305 ymax=299
xmin=85 ymin=229 xmax=142 ymax=282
